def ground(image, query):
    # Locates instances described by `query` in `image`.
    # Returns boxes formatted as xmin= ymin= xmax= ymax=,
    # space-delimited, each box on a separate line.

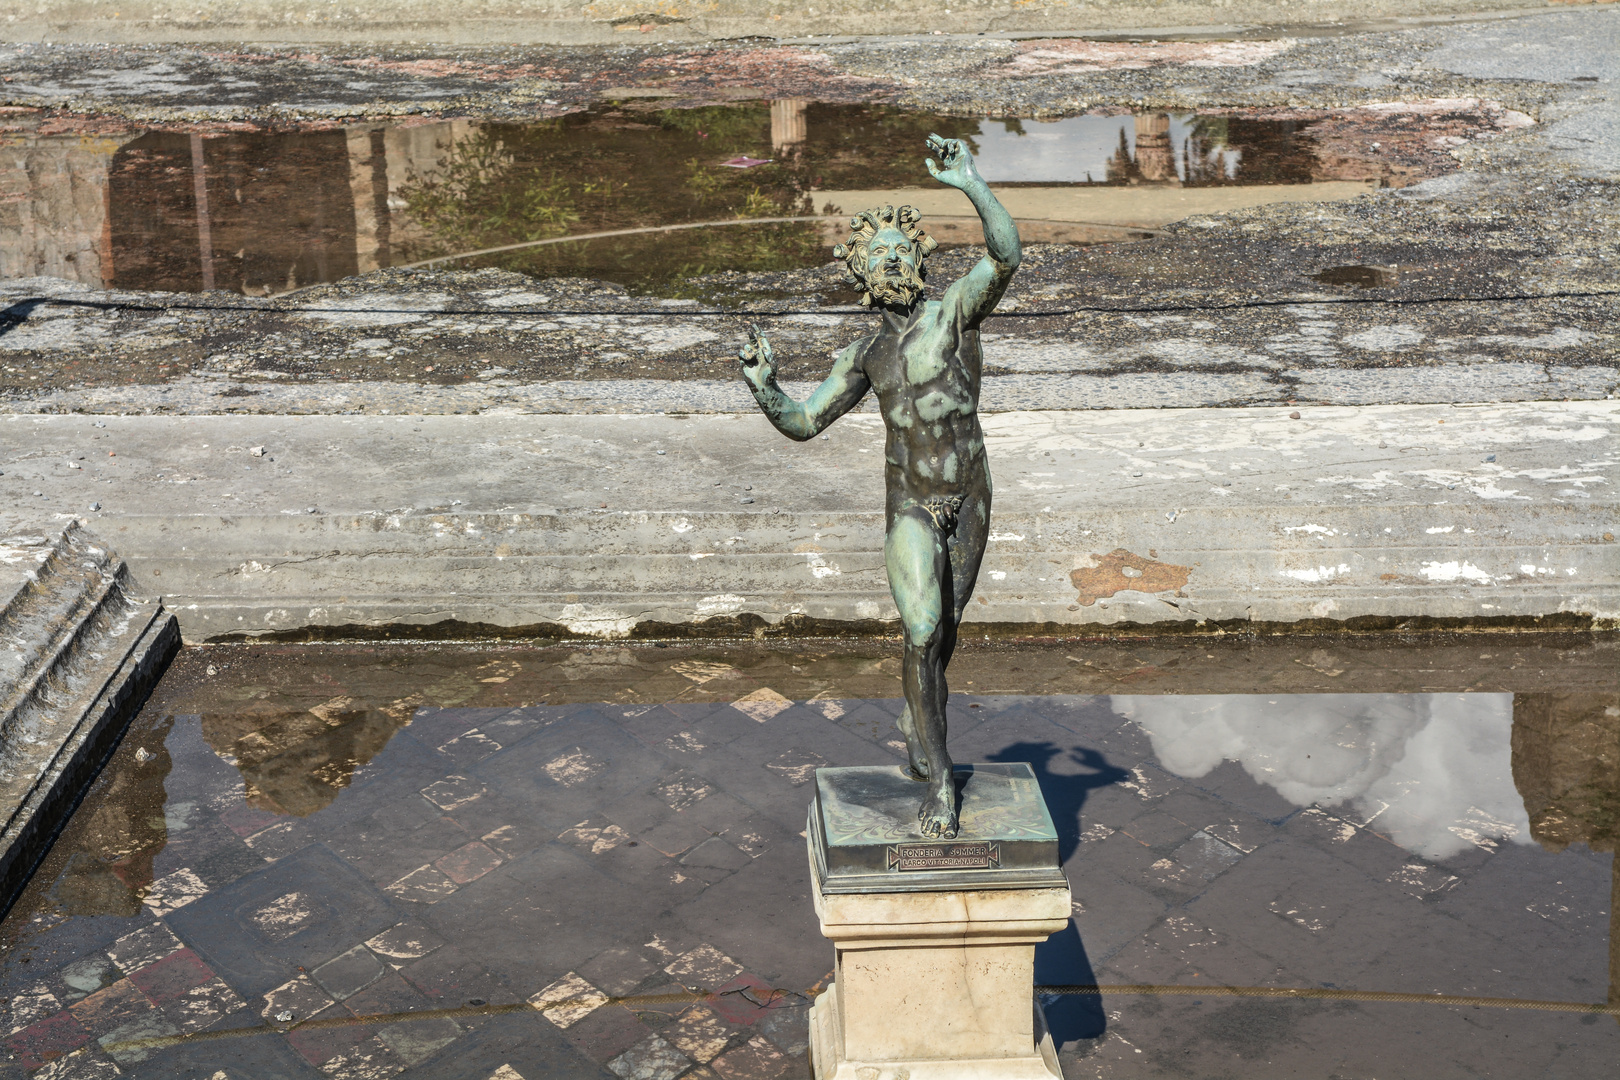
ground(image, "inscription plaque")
xmin=887 ymin=841 xmax=1002 ymax=871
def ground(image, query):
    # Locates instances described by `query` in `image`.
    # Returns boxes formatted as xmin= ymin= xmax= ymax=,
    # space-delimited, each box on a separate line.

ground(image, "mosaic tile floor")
xmin=2 ymin=647 xmax=1616 ymax=1079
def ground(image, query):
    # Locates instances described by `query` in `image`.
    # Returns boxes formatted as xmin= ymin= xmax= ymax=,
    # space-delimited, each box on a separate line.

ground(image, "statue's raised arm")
xmin=925 ymin=133 xmax=1021 ymax=328
xmin=739 ymin=324 xmax=871 ymax=441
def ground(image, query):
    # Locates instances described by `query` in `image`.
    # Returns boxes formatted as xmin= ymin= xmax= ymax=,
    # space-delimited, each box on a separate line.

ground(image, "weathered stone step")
xmin=0 ymin=523 xmax=178 ymax=914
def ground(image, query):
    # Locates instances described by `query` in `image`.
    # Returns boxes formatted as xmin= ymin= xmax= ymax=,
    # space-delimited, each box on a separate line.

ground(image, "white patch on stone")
xmin=1344 ymin=325 xmax=1425 ymax=351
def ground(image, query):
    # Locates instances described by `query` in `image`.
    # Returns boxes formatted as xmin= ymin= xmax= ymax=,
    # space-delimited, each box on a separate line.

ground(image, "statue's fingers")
xmin=925 ymin=157 xmax=941 ymax=177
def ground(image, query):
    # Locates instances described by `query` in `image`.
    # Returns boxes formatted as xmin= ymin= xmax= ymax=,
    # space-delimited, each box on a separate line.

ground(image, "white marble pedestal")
xmin=807 ymin=852 xmax=1071 ymax=1080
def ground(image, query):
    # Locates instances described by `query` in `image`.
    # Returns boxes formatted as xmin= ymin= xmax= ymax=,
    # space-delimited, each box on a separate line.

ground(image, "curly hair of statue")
xmin=832 ymin=204 xmax=939 ymax=306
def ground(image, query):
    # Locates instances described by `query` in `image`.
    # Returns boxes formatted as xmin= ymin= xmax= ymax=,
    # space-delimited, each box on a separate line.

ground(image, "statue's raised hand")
xmin=925 ymin=134 xmax=980 ymax=191
xmin=738 ymin=324 xmax=776 ymax=392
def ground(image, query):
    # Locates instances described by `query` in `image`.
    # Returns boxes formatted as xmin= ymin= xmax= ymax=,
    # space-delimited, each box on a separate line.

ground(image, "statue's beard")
xmin=862 ymin=260 xmax=926 ymax=308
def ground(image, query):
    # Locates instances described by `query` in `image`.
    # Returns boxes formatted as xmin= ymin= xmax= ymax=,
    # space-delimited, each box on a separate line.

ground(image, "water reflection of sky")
xmin=1111 ymin=693 xmax=1533 ymax=860
xmin=971 ymin=114 xmax=1242 ymax=184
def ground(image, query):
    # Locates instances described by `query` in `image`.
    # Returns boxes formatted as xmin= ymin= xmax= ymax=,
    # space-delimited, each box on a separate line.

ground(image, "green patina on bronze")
xmin=809 ymin=763 xmax=1064 ymax=894
xmin=738 ymin=134 xmax=1021 ymax=839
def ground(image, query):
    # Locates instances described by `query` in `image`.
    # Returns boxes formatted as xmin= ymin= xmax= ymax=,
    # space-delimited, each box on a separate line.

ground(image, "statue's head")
xmin=833 ymin=204 xmax=937 ymax=308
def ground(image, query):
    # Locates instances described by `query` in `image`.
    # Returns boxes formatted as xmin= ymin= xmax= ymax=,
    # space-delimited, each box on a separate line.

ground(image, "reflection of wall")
xmin=108 ymin=130 xmax=363 ymax=293
xmin=1512 ymin=692 xmax=1619 ymax=1024
xmin=0 ymin=134 xmax=122 ymax=287
xmin=1112 ymin=693 xmax=1533 ymax=859
xmin=200 ymin=695 xmax=414 ymax=817
xmin=47 ymin=712 xmax=177 ymax=917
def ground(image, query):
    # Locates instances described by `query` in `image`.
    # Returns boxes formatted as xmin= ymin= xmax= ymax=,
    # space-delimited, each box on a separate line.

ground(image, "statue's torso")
xmin=856 ymin=301 xmax=988 ymax=506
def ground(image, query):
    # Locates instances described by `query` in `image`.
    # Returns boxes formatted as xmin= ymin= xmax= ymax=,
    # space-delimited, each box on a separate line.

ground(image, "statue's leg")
xmin=885 ymin=507 xmax=957 ymax=838
xmin=944 ymin=476 xmax=993 ymax=664
xmin=895 ymin=479 xmax=989 ymax=779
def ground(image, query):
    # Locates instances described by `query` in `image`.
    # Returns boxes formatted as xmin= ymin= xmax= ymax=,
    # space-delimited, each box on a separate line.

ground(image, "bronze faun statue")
xmin=738 ymin=134 xmax=1020 ymax=839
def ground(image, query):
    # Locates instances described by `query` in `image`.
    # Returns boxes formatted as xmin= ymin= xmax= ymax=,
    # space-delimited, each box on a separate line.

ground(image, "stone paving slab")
xmin=3 ymin=402 xmax=1615 ymax=640
xmin=1 ymin=661 xmax=1614 ymax=1078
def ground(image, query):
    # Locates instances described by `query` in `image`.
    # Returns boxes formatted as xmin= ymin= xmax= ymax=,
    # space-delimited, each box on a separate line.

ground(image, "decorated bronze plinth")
xmin=809 ymin=763 xmax=1065 ymax=894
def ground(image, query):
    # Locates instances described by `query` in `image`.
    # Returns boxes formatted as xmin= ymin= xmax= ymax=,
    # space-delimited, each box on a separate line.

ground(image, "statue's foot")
xmin=896 ymin=708 xmax=929 ymax=782
xmin=917 ymin=782 xmax=959 ymax=839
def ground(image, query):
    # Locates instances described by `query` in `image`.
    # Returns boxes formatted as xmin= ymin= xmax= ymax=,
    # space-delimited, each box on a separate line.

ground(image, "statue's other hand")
xmin=925 ymin=133 xmax=978 ymax=190
xmin=738 ymin=324 xmax=775 ymax=388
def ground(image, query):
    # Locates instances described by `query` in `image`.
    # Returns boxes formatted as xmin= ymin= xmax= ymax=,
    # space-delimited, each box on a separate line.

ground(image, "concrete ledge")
xmin=1 ymin=1 xmax=1571 ymax=46
xmin=0 ymin=524 xmax=179 ymax=915
xmin=5 ymin=402 xmax=1613 ymax=641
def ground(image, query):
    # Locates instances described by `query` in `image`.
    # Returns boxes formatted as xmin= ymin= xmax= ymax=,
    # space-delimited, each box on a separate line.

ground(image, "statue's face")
xmin=866 ymin=227 xmax=920 ymax=284
xmin=860 ymin=225 xmax=926 ymax=307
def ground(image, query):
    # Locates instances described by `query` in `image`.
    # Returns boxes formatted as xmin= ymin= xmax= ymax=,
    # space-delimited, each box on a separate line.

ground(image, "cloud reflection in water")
xmin=1110 ymin=693 xmax=1534 ymax=860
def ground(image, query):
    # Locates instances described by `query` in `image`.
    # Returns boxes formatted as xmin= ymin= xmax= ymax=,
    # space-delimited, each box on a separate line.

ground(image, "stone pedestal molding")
xmin=807 ymin=841 xmax=1069 ymax=1079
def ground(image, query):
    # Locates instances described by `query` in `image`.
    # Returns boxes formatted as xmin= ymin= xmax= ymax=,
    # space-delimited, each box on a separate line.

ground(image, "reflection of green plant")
xmin=655 ymin=104 xmax=769 ymax=150
xmin=737 ymin=187 xmax=782 ymax=219
xmin=472 ymin=219 xmax=827 ymax=299
xmin=400 ymin=131 xmax=580 ymax=248
xmin=684 ymin=155 xmax=727 ymax=200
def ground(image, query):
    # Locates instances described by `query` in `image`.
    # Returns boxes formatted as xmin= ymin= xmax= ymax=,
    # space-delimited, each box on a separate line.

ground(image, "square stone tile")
xmin=437 ymin=731 xmax=504 ymax=768
xmin=528 ymin=972 xmax=607 ymax=1029
xmin=541 ymin=749 xmax=608 ymax=788
xmin=1118 ymin=809 xmax=1201 ymax=851
xmin=365 ymin=923 xmax=446 ymax=970
xmin=386 ymin=865 xmax=459 ymax=904
xmin=377 ymin=1014 xmax=461 ymax=1067
xmin=398 ymin=945 xmax=520 ymax=1009
xmin=56 ymin=958 xmax=117 ymax=1004
xmin=421 ymin=776 xmax=487 ymax=813
xmin=762 ymin=749 xmax=826 ymax=786
xmin=241 ymin=819 xmax=312 ymax=862
xmin=478 ymin=822 xmax=541 ymax=860
xmin=754 ymin=1005 xmax=810 ymax=1057
xmin=434 ymin=842 xmax=503 ymax=885
xmin=579 ymin=945 xmax=660 ymax=998
xmin=67 ymin=980 xmax=155 ymax=1037
xmin=141 ymin=869 xmax=209 ymax=918
xmin=558 ymin=1004 xmax=652 ymax=1065
xmin=707 ymin=974 xmax=778 ymax=1027
xmin=262 ymin=974 xmax=334 ymax=1024
xmin=678 ymin=838 xmax=752 ymax=885
xmin=607 ymin=1033 xmax=690 ymax=1080
xmin=314 ymin=1033 xmax=406 ymax=1079
xmin=3 ymin=1010 xmax=91 ymax=1070
xmin=651 ymin=773 xmax=715 ymax=813
xmin=640 ymin=816 xmax=713 ymax=859
xmin=1170 ymin=830 xmax=1246 ymax=880
xmin=663 ymin=946 xmax=742 ymax=991
xmin=313 ymin=946 xmax=387 ymax=1002
xmin=110 ymin=921 xmax=184 ymax=975
xmin=284 ymin=1001 xmax=376 ymax=1069
xmin=661 ymin=1005 xmax=732 ymax=1063
xmin=558 ymin=819 xmax=633 ymax=855
xmin=731 ymin=689 xmax=793 ymax=724
xmin=96 ymin=1009 xmax=180 ymax=1067
xmin=125 ymin=949 xmax=213 ymax=1006
xmin=157 ymin=975 xmax=246 ymax=1035
xmin=710 ymin=1034 xmax=789 ymax=1080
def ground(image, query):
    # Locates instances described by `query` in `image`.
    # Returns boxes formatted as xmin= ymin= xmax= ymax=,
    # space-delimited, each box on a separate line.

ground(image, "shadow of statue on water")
xmin=988 ymin=739 xmax=1131 ymax=1047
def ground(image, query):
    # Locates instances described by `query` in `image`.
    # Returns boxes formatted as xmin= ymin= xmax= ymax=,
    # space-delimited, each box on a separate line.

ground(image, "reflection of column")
xmin=1133 ymin=113 xmax=1177 ymax=184
xmin=0 ymin=134 xmax=119 ymax=287
xmin=189 ymin=134 xmax=215 ymax=291
xmin=1511 ymin=691 xmax=1620 ymax=1025
xmin=771 ymin=98 xmax=808 ymax=156
xmin=346 ymin=126 xmax=392 ymax=273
